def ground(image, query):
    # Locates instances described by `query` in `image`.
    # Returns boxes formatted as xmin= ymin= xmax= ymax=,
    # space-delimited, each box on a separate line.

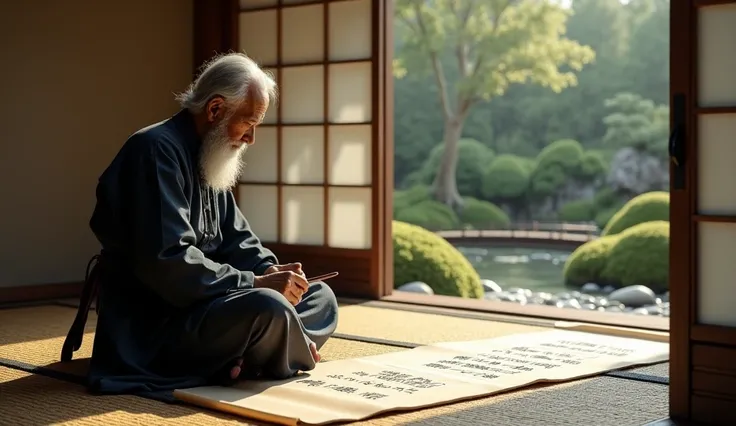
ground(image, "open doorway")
xmin=387 ymin=0 xmax=672 ymax=330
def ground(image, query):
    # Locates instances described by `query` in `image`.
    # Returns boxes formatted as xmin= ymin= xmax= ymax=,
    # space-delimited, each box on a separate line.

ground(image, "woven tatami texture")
xmin=0 ymin=367 xmax=253 ymax=426
xmin=336 ymin=304 xmax=546 ymax=344
xmin=0 ymin=304 xmax=668 ymax=425
xmin=0 ymin=364 xmax=667 ymax=426
xmin=0 ymin=304 xmax=543 ymax=371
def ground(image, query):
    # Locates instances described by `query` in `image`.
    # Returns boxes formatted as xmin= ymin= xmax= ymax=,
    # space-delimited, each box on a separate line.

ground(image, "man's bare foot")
xmin=229 ymin=345 xmax=317 ymax=381
xmin=310 ymin=342 xmax=321 ymax=363
xmin=230 ymin=357 xmax=243 ymax=379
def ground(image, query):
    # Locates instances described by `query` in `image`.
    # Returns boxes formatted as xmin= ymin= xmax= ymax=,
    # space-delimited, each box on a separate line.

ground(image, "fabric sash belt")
xmin=60 ymin=253 xmax=104 ymax=362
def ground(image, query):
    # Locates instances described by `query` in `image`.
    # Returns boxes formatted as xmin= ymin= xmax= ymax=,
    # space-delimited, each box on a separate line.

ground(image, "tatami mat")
xmin=0 ymin=367 xmax=253 ymax=426
xmin=51 ymin=300 xmax=548 ymax=345
xmin=1 ymin=364 xmax=667 ymax=426
xmin=353 ymin=374 xmax=668 ymax=426
xmin=0 ymin=303 xmax=669 ymax=425
xmin=0 ymin=304 xmax=538 ymax=372
xmin=0 ymin=317 xmax=404 ymax=376
xmin=628 ymin=362 xmax=669 ymax=377
xmin=336 ymin=304 xmax=546 ymax=344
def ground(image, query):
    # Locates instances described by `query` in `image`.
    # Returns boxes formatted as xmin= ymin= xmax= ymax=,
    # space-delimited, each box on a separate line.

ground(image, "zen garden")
xmin=390 ymin=0 xmax=671 ymax=317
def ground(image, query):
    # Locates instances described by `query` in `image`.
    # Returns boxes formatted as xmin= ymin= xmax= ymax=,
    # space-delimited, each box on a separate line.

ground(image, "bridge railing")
xmin=435 ymin=222 xmax=600 ymax=243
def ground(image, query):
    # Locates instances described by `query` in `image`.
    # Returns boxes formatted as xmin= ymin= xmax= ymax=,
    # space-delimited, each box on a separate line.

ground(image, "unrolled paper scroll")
xmin=174 ymin=329 xmax=669 ymax=425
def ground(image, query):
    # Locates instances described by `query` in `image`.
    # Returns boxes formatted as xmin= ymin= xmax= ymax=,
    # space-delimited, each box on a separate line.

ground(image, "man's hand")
xmin=254 ymin=270 xmax=309 ymax=305
xmin=264 ymin=262 xmax=305 ymax=277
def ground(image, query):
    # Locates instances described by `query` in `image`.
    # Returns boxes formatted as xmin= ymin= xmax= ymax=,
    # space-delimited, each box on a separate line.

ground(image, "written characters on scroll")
xmin=292 ymin=368 xmax=449 ymax=402
xmin=419 ymin=338 xmax=642 ymax=381
xmin=288 ymin=331 xmax=661 ymax=402
xmin=174 ymin=330 xmax=668 ymax=425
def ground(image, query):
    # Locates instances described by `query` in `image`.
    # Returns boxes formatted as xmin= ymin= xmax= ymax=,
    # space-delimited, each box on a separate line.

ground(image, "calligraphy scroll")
xmin=173 ymin=329 xmax=669 ymax=425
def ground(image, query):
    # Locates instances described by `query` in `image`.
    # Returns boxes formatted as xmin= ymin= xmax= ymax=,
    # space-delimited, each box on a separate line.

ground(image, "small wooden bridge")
xmin=436 ymin=222 xmax=599 ymax=250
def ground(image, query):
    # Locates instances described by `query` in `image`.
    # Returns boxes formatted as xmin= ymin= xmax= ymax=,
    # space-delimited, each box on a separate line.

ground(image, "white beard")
xmin=198 ymin=117 xmax=248 ymax=193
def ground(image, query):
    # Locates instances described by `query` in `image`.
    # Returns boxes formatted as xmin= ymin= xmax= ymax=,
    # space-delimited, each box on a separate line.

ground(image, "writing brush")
xmin=306 ymin=271 xmax=339 ymax=283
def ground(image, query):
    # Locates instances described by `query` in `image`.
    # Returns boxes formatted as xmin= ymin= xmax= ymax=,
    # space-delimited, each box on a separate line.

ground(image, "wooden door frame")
xmin=668 ymin=0 xmax=693 ymax=419
xmin=195 ymin=0 xmax=394 ymax=300
xmin=670 ymin=0 xmax=736 ymax=422
xmin=373 ymin=0 xmax=395 ymax=299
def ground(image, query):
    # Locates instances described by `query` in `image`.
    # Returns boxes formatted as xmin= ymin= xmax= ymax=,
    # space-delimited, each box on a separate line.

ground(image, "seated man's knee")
xmin=249 ymin=288 xmax=294 ymax=316
xmin=309 ymin=282 xmax=339 ymax=312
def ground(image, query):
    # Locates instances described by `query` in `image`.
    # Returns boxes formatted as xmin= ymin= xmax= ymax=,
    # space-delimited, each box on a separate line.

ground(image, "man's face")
xmin=223 ymin=91 xmax=269 ymax=148
xmin=198 ymin=88 xmax=270 ymax=192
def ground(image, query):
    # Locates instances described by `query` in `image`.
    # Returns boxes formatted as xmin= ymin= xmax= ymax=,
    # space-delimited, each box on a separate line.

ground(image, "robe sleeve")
xmin=215 ymin=191 xmax=278 ymax=275
xmin=128 ymin=139 xmax=255 ymax=308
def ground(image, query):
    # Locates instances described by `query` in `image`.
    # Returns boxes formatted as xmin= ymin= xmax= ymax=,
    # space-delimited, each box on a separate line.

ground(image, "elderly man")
xmin=61 ymin=53 xmax=339 ymax=396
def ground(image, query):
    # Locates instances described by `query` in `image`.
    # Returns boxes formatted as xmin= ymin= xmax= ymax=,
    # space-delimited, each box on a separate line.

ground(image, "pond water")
xmin=456 ymin=246 xmax=572 ymax=294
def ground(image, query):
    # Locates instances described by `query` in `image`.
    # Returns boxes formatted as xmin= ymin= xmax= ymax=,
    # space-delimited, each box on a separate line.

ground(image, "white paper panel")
xmin=282 ymin=4 xmax=324 ymax=64
xmin=328 ymin=187 xmax=372 ymax=249
xmin=239 ymin=127 xmax=278 ymax=183
xmin=697 ymin=114 xmax=736 ymax=215
xmin=328 ymin=62 xmax=372 ymax=123
xmin=281 ymin=66 xmax=324 ymax=124
xmin=698 ymin=5 xmax=736 ymax=107
xmin=282 ymin=126 xmax=324 ymax=184
xmin=239 ymin=11 xmax=278 ymax=66
xmin=328 ymin=125 xmax=372 ymax=185
xmin=240 ymin=0 xmax=278 ymax=10
xmin=281 ymin=186 xmax=324 ymax=245
xmin=262 ymin=68 xmax=279 ymax=124
xmin=237 ymin=185 xmax=278 ymax=242
xmin=698 ymin=222 xmax=736 ymax=326
xmin=328 ymin=0 xmax=372 ymax=61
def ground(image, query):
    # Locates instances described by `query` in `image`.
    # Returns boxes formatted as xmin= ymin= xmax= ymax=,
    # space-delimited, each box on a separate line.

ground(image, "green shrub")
xmin=576 ymin=151 xmax=608 ymax=179
xmin=600 ymin=221 xmax=669 ymax=293
xmin=393 ymin=220 xmax=483 ymax=298
xmin=536 ymin=139 xmax=585 ymax=171
xmin=402 ymin=139 xmax=494 ymax=197
xmin=458 ymin=197 xmax=510 ymax=229
xmin=481 ymin=154 xmax=531 ymax=200
xmin=530 ymin=163 xmax=567 ymax=197
xmin=559 ymin=199 xmax=596 ymax=222
xmin=563 ymin=235 xmax=618 ymax=287
xmin=563 ymin=220 xmax=670 ymax=292
xmin=519 ymin=157 xmax=537 ymax=173
xmin=593 ymin=187 xmax=619 ymax=209
xmin=394 ymin=200 xmax=459 ymax=231
xmin=529 ymin=140 xmax=585 ymax=197
xmin=602 ymin=191 xmax=669 ymax=236
xmin=394 ymin=185 xmax=431 ymax=215
xmin=594 ymin=205 xmax=621 ymax=230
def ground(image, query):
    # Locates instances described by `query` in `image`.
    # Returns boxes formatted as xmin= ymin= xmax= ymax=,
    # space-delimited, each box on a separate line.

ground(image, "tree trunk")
xmin=432 ymin=118 xmax=465 ymax=210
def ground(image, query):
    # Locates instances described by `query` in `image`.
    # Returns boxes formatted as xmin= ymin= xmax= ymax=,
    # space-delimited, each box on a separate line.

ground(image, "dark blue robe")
xmin=79 ymin=110 xmax=337 ymax=396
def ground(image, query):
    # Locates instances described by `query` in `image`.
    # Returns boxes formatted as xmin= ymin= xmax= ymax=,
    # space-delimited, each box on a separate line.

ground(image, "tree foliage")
xmin=481 ymin=154 xmax=530 ymax=200
xmin=394 ymin=0 xmax=595 ymax=208
xmin=392 ymin=0 xmax=670 ymax=187
xmin=529 ymin=139 xmax=585 ymax=197
xmin=601 ymin=92 xmax=669 ymax=157
xmin=391 ymin=0 xmax=671 ymax=225
xmin=403 ymin=138 xmax=494 ymax=197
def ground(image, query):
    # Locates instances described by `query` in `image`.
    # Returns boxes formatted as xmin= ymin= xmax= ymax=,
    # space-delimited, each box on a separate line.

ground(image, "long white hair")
xmin=175 ymin=53 xmax=277 ymax=192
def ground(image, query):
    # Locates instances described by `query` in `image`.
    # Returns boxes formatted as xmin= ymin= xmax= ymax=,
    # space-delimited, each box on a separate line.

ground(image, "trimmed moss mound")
xmin=563 ymin=220 xmax=670 ymax=293
xmin=393 ymin=220 xmax=483 ymax=298
xmin=600 ymin=221 xmax=669 ymax=293
xmin=602 ymin=191 xmax=669 ymax=236
xmin=562 ymin=235 xmax=618 ymax=287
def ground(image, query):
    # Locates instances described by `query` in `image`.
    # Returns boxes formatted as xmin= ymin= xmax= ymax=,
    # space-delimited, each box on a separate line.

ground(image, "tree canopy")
xmin=394 ymin=0 xmax=595 ymax=209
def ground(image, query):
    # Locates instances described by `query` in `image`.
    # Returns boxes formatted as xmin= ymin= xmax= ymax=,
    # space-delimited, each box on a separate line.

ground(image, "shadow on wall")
xmin=0 ymin=0 xmax=194 ymax=287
